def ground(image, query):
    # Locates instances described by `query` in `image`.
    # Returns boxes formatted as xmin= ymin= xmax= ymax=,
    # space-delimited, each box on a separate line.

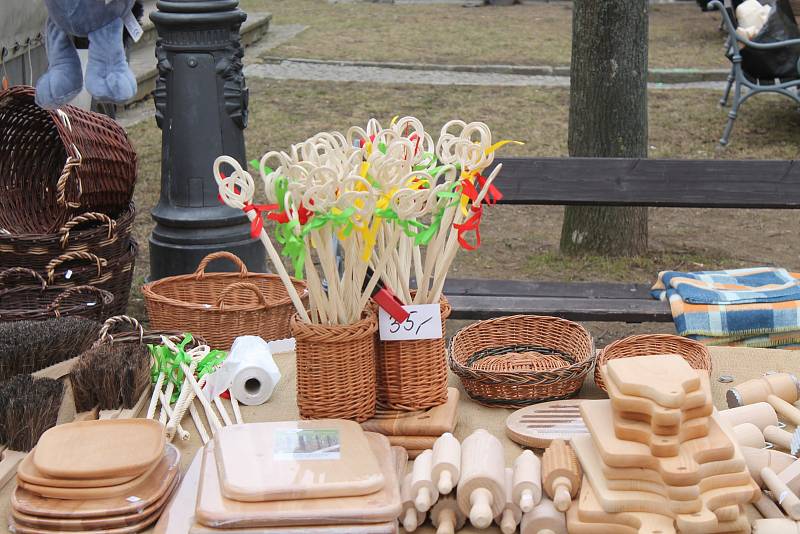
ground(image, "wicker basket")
xmin=376 ymin=294 xmax=451 ymax=411
xmin=448 ymin=315 xmax=595 ymax=408
xmin=0 ymin=202 xmax=135 ymax=270
xmin=0 ymin=86 xmax=137 ymax=234
xmin=42 ymin=241 xmax=137 ymax=316
xmin=142 ymin=251 xmax=308 ymax=349
xmin=292 ymin=310 xmax=378 ymax=422
xmin=594 ymin=334 xmax=712 ymax=392
xmin=0 ymin=268 xmax=114 ymax=322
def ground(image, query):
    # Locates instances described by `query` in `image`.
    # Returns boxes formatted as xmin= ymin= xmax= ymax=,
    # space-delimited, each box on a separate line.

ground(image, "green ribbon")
xmin=197 ymin=350 xmax=228 ymax=380
xmin=275 ymin=220 xmax=306 ymax=279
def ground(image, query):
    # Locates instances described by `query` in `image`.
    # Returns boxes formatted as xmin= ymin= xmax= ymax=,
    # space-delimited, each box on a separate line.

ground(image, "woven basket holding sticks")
xmin=448 ymin=315 xmax=595 ymax=408
xmin=594 ymin=334 xmax=712 ymax=392
xmin=292 ymin=309 xmax=378 ymax=422
xmin=0 ymin=86 xmax=136 ymax=234
xmin=0 ymin=268 xmax=113 ymax=322
xmin=376 ymin=294 xmax=451 ymax=411
xmin=0 ymin=202 xmax=135 ymax=270
xmin=142 ymin=251 xmax=307 ymax=349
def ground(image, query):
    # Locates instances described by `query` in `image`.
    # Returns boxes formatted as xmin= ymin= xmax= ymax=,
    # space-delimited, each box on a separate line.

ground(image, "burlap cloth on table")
xmin=0 ymin=346 xmax=793 ymax=533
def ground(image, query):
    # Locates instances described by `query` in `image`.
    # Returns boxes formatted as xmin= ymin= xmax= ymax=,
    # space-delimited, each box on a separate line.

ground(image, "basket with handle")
xmin=375 ymin=293 xmax=451 ymax=411
xmin=142 ymin=251 xmax=308 ymax=349
xmin=594 ymin=334 xmax=712 ymax=392
xmin=448 ymin=315 xmax=595 ymax=408
xmin=0 ymin=85 xmax=137 ymax=234
xmin=0 ymin=268 xmax=113 ymax=322
xmin=0 ymin=202 xmax=135 ymax=270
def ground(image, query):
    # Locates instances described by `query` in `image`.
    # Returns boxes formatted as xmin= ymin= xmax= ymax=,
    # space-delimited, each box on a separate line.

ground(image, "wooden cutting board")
xmin=576 ymin=477 xmax=676 ymax=533
xmin=11 ymin=475 xmax=179 ymax=532
xmin=385 ymin=435 xmax=436 ymax=450
xmin=33 ymin=419 xmax=164 ymax=479
xmin=505 ymin=399 xmax=588 ymax=449
xmin=17 ymin=451 xmax=137 ymax=489
xmin=214 ymin=420 xmax=385 ymax=502
xmin=361 ymin=388 xmax=459 ymax=437
xmin=190 ymin=521 xmax=398 ymax=533
xmin=8 ymin=510 xmax=163 ymax=534
xmin=606 ymin=372 xmax=712 ymax=427
xmin=198 ymin=433 xmax=402 ymax=528
xmin=605 ymin=355 xmax=701 ymax=408
xmin=13 ymin=444 xmax=180 ymax=519
xmin=613 ymin=412 xmax=709 ymax=457
xmin=567 ymin=504 xmax=638 ymax=534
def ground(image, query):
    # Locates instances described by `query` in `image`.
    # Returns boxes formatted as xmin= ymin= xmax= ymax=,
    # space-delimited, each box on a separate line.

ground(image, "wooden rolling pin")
xmin=742 ymin=446 xmax=797 ymax=487
xmin=520 ymin=496 xmax=567 ymax=534
xmin=430 ymin=494 xmax=465 ymax=534
xmin=754 ymin=493 xmax=786 ymax=519
xmin=499 ymin=467 xmax=522 ymax=534
xmin=401 ymin=473 xmax=425 ymax=532
xmin=513 ymin=449 xmax=542 ymax=513
xmin=456 ymin=429 xmax=506 ymax=529
xmin=753 ymin=518 xmax=800 ymax=533
xmin=542 ymin=439 xmax=581 ymax=512
xmin=411 ymin=449 xmax=438 ymax=513
xmin=762 ymin=466 xmax=800 ymax=520
xmin=765 ymin=425 xmax=796 ymax=453
xmin=733 ymin=423 xmax=767 ymax=449
xmin=431 ymin=432 xmax=460 ymax=494
xmin=727 ymin=374 xmax=800 ymax=427
xmin=719 ymin=402 xmax=779 ymax=430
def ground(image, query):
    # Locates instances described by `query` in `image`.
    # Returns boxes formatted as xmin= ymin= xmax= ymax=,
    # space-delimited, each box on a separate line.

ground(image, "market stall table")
xmin=0 ymin=346 xmax=790 ymax=533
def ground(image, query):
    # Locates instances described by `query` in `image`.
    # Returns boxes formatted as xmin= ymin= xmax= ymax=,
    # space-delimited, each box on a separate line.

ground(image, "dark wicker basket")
xmin=0 ymin=202 xmax=135 ymax=270
xmin=0 ymin=86 xmax=136 ymax=234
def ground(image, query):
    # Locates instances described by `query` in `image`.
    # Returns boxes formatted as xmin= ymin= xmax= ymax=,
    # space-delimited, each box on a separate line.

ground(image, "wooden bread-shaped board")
xmin=386 ymin=435 xmax=437 ymax=450
xmin=196 ymin=433 xmax=402 ymax=528
xmin=604 ymin=467 xmax=751 ymax=501
xmin=520 ymin=496 xmax=567 ymax=534
xmin=152 ymin=448 xmax=204 ymax=534
xmin=714 ymin=504 xmax=740 ymax=522
xmin=605 ymin=354 xmax=700 ymax=407
xmin=567 ymin=504 xmax=638 ymax=534
xmin=12 ymin=474 xmax=179 ymax=532
xmin=13 ymin=443 xmax=180 ymax=519
xmin=18 ymin=451 xmax=164 ymax=500
xmin=33 ymin=419 xmax=164 ymax=480
xmin=718 ymin=403 xmax=779 ymax=430
xmin=512 ymin=450 xmax=542 ymax=513
xmin=542 ymin=439 xmax=581 ymax=511
xmin=17 ymin=451 xmax=138 ymax=488
xmin=613 ymin=412 xmax=709 ymax=457
xmin=213 ymin=420 xmax=384 ymax=502
xmin=361 ymin=387 xmax=459 ymax=436
xmin=431 ymin=432 xmax=460 ymax=495
xmin=505 ymin=399 xmax=587 ymax=449
xmin=576 ymin=478 xmax=676 ymax=534
xmin=456 ymin=429 xmax=506 ymax=529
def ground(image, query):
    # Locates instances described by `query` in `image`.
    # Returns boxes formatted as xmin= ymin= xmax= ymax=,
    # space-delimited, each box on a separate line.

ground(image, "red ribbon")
xmin=244 ymin=203 xmax=279 ymax=238
xmin=453 ymin=205 xmax=483 ymax=251
xmin=266 ymin=203 xmax=313 ymax=226
xmin=477 ymin=173 xmax=503 ymax=204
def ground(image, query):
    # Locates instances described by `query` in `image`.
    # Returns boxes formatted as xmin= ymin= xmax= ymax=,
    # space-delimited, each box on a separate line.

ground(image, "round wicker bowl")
xmin=448 ymin=315 xmax=595 ymax=408
xmin=595 ymin=334 xmax=712 ymax=392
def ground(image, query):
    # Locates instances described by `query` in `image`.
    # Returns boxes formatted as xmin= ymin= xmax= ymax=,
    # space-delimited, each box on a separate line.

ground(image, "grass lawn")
xmin=243 ymin=0 xmax=728 ymax=70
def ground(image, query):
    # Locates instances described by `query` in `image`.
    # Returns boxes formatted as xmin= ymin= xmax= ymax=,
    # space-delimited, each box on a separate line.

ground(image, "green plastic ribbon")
xmin=197 ymin=349 xmax=228 ymax=380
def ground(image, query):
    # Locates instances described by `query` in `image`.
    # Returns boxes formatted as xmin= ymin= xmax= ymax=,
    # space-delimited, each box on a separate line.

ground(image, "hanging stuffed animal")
xmin=36 ymin=0 xmax=138 ymax=109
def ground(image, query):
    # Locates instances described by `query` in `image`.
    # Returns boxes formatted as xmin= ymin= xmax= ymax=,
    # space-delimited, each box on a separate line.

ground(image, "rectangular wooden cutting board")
xmin=361 ymin=388 xmax=459 ymax=437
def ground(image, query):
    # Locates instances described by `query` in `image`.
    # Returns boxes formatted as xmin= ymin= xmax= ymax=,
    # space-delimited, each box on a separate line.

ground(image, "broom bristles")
xmin=0 ymin=374 xmax=64 ymax=452
xmin=69 ymin=342 xmax=150 ymax=413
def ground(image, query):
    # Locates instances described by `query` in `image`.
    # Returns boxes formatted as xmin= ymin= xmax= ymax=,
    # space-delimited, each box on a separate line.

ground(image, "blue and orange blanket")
xmin=651 ymin=267 xmax=800 ymax=349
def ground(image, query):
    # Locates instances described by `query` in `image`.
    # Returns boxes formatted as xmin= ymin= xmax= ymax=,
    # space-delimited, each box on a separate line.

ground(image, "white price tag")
xmin=379 ymin=304 xmax=442 ymax=341
xmin=123 ymin=12 xmax=144 ymax=43
xmin=64 ymin=269 xmax=73 ymax=280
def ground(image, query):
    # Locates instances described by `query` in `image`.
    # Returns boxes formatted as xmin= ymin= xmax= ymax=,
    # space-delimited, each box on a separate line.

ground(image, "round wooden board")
xmin=505 ymin=399 xmax=588 ymax=448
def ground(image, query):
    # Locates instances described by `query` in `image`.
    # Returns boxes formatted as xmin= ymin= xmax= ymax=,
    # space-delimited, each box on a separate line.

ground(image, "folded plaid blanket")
xmin=651 ymin=267 xmax=800 ymax=345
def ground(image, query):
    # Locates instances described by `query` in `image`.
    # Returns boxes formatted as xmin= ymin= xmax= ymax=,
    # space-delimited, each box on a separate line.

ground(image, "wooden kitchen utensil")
xmin=499 ymin=467 xmax=522 ymax=534
xmin=520 ymin=496 xmax=567 ymax=534
xmin=727 ymin=373 xmax=800 ymax=427
xmin=387 ymin=435 xmax=437 ymax=450
xmin=32 ymin=419 xmax=164 ymax=480
xmin=576 ymin=478 xmax=676 ymax=534
xmin=431 ymin=432 xmax=460 ymax=494
xmin=542 ymin=439 xmax=581 ymax=512
xmin=16 ymin=451 xmax=137 ymax=489
xmin=762 ymin=466 xmax=800 ymax=519
xmin=613 ymin=413 xmax=709 ymax=457
xmin=779 ymin=459 xmax=800 ymax=494
xmin=196 ymin=433 xmax=402 ymax=528
xmin=153 ymin=448 xmax=203 ymax=534
xmin=753 ymin=518 xmax=800 ymax=533
xmin=741 ymin=446 xmax=796 ymax=486
xmin=719 ymin=402 xmax=779 ymax=430
xmin=754 ymin=493 xmax=785 ymax=519
xmin=430 ymin=494 xmax=465 ymax=534
xmin=410 ymin=449 xmax=438 ymax=512
xmin=566 ymin=505 xmax=638 ymax=534
xmin=391 ymin=446 xmax=408 ymax=478
xmin=764 ymin=425 xmax=796 ymax=452
xmin=190 ymin=522 xmax=399 ymax=534
xmin=361 ymin=387 xmax=459 ymax=437
xmin=605 ymin=355 xmax=701 ymax=408
xmin=732 ymin=423 xmax=767 ymax=449
xmin=213 ymin=420 xmax=384 ymax=502
xmin=401 ymin=473 xmax=425 ymax=532
xmin=505 ymin=399 xmax=587 ymax=449
xmin=8 ymin=513 xmax=163 ymax=534
xmin=456 ymin=429 xmax=506 ymax=529
xmin=714 ymin=504 xmax=739 ymax=522
xmin=513 ymin=449 xmax=542 ymax=513
xmin=13 ymin=444 xmax=180 ymax=518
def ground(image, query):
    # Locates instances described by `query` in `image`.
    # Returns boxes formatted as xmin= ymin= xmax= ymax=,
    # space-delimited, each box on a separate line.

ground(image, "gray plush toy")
xmin=36 ymin=0 xmax=138 ymax=109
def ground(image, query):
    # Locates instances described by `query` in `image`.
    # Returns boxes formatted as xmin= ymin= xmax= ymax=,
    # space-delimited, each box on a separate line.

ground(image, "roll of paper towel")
xmin=205 ymin=336 xmax=282 ymax=406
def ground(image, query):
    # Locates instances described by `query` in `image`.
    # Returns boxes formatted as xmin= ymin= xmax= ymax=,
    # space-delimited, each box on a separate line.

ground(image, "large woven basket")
xmin=0 ymin=268 xmax=114 ymax=322
xmin=376 ymin=294 xmax=451 ymax=411
xmin=0 ymin=86 xmax=137 ymax=234
xmin=449 ymin=315 xmax=595 ymax=408
xmin=0 ymin=202 xmax=135 ymax=270
xmin=292 ymin=310 xmax=378 ymax=422
xmin=594 ymin=334 xmax=712 ymax=392
xmin=142 ymin=251 xmax=308 ymax=349
xmin=41 ymin=241 xmax=137 ymax=317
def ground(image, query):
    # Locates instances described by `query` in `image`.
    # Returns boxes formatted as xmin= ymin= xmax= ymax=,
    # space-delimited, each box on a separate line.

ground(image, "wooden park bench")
xmin=443 ymin=156 xmax=800 ymax=322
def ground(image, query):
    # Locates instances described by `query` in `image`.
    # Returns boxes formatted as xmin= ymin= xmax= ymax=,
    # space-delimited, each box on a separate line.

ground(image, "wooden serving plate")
xmin=33 ymin=419 xmax=164 ymax=479
xmin=8 ymin=511 xmax=162 ymax=534
xmin=361 ymin=388 xmax=459 ymax=437
xmin=198 ymin=433 xmax=402 ymax=528
xmin=17 ymin=451 xmax=137 ymax=489
xmin=605 ymin=355 xmax=701 ymax=409
xmin=214 ymin=420 xmax=384 ymax=502
xmin=13 ymin=444 xmax=180 ymax=519
xmin=505 ymin=399 xmax=588 ymax=449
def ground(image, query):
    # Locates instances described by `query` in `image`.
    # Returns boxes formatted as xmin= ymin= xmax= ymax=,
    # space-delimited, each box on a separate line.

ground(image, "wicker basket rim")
xmin=600 ymin=333 xmax=708 ymax=352
xmin=290 ymin=309 xmax=378 ymax=337
xmin=0 ymin=202 xmax=136 ymax=241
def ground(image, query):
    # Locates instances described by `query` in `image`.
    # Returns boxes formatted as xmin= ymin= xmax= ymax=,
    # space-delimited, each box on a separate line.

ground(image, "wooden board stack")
xmin=570 ymin=355 xmax=761 ymax=534
xmin=9 ymin=419 xmax=179 ymax=533
xmin=193 ymin=420 xmax=403 ymax=533
xmin=361 ymin=387 xmax=460 ymax=458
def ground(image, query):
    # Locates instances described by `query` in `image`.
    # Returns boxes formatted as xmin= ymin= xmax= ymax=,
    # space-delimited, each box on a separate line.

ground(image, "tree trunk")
xmin=560 ymin=0 xmax=649 ymax=257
